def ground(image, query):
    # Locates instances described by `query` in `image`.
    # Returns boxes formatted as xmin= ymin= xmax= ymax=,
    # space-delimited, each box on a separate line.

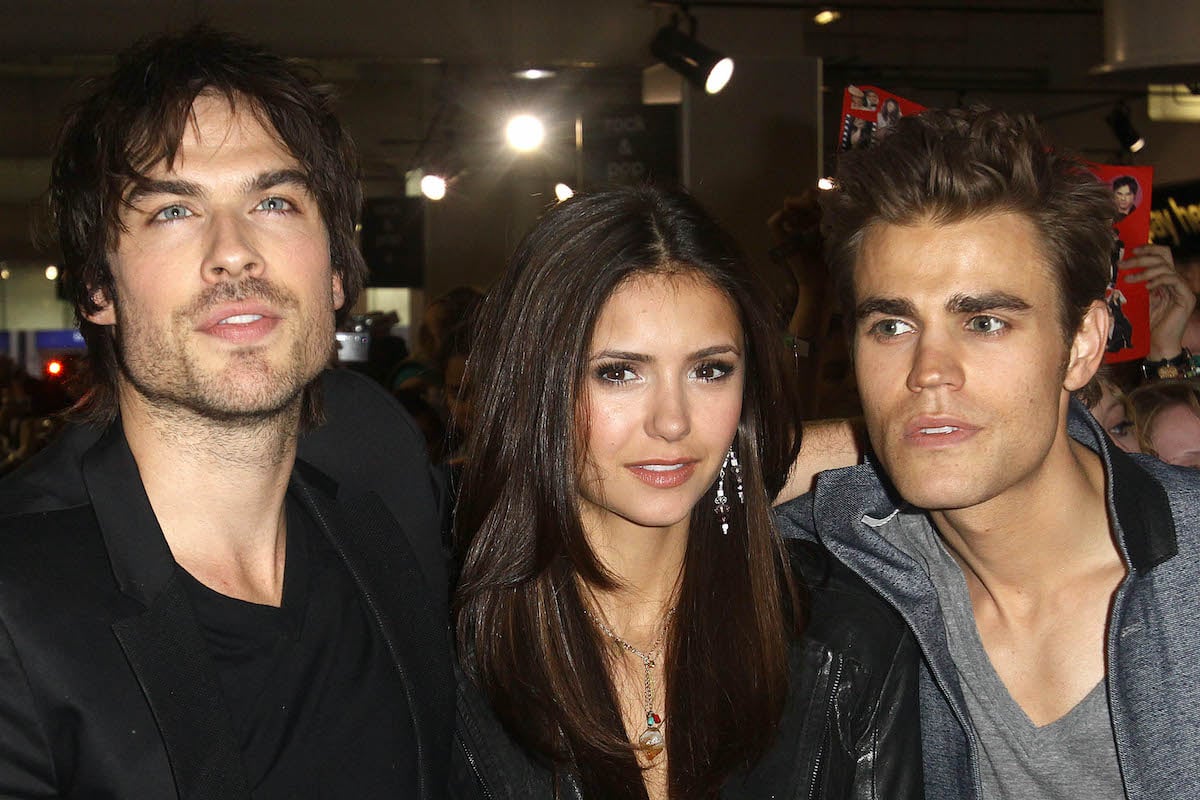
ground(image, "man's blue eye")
xmin=870 ymin=319 xmax=913 ymax=337
xmin=258 ymin=197 xmax=292 ymax=212
xmin=156 ymin=205 xmax=191 ymax=221
xmin=968 ymin=316 xmax=1005 ymax=333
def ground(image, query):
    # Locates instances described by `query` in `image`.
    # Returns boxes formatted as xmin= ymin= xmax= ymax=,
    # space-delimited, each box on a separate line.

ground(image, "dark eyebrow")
xmin=691 ymin=345 xmax=741 ymax=359
xmin=245 ymin=168 xmax=311 ymax=194
xmin=124 ymin=169 xmax=310 ymax=207
xmin=589 ymin=344 xmax=740 ymax=363
xmin=946 ymin=292 xmax=1032 ymax=314
xmin=855 ymin=292 xmax=1032 ymax=320
xmin=855 ymin=297 xmax=916 ymax=320
xmin=125 ymin=178 xmax=203 ymax=206
xmin=591 ymin=350 xmax=650 ymax=363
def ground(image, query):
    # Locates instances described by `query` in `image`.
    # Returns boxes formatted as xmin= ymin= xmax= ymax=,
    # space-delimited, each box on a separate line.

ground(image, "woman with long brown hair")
xmin=450 ymin=185 xmax=920 ymax=799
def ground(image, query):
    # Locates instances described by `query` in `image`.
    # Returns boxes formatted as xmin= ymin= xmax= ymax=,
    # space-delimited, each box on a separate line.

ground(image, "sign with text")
xmin=360 ymin=197 xmax=425 ymax=289
xmin=1150 ymin=179 xmax=1200 ymax=259
xmin=581 ymin=106 xmax=679 ymax=188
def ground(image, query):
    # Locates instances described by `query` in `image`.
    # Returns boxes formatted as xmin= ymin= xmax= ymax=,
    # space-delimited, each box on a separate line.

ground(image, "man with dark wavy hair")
xmin=779 ymin=106 xmax=1200 ymax=799
xmin=0 ymin=28 xmax=452 ymax=798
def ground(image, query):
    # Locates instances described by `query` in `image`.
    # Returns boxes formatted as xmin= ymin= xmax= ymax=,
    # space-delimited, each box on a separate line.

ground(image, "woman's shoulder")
xmin=784 ymin=538 xmax=912 ymax=667
xmin=453 ymin=668 xmax=568 ymax=800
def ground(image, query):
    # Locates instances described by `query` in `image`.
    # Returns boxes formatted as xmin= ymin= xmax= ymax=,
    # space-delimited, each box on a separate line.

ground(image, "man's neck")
xmin=120 ymin=389 xmax=301 ymax=606
xmin=931 ymin=432 xmax=1116 ymax=602
xmin=929 ymin=427 xmax=1127 ymax=726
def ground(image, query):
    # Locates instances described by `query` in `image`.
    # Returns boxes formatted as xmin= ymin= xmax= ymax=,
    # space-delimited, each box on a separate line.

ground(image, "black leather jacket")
xmin=450 ymin=541 xmax=923 ymax=799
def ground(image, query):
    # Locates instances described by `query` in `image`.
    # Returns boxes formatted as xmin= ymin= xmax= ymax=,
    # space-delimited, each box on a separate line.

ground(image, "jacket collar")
xmin=80 ymin=420 xmax=452 ymax=800
xmin=289 ymin=458 xmax=454 ymax=800
xmin=82 ymin=420 xmax=177 ymax=607
xmin=77 ymin=423 xmax=251 ymax=798
xmin=1068 ymin=399 xmax=1178 ymax=570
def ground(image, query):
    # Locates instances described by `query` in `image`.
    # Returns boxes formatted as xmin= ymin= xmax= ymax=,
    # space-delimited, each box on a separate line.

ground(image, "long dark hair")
xmin=455 ymin=185 xmax=804 ymax=798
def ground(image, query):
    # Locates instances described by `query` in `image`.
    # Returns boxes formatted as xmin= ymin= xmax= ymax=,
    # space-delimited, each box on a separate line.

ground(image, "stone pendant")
xmin=638 ymin=711 xmax=665 ymax=760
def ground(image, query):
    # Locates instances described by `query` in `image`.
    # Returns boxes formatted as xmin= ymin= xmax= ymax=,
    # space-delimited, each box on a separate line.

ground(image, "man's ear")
xmin=1063 ymin=300 xmax=1110 ymax=392
xmin=332 ymin=272 xmax=345 ymax=312
xmin=84 ymin=288 xmax=116 ymax=326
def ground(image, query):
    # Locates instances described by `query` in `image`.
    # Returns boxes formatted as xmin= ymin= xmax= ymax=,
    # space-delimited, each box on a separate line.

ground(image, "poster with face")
xmin=839 ymin=85 xmax=925 ymax=152
xmin=1088 ymin=163 xmax=1154 ymax=363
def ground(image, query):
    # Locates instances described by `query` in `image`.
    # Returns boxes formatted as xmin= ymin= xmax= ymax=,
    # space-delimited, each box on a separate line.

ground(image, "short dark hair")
xmin=822 ymin=106 xmax=1114 ymax=342
xmin=49 ymin=26 xmax=367 ymax=424
xmin=1112 ymin=175 xmax=1140 ymax=194
xmin=455 ymin=185 xmax=803 ymax=797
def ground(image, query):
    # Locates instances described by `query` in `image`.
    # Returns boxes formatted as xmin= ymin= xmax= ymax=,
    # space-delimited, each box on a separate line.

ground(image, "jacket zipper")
xmin=460 ymin=730 xmax=496 ymax=800
xmin=830 ymin=535 xmax=984 ymax=798
xmin=299 ymin=485 xmax=429 ymax=800
xmin=806 ymin=654 xmax=845 ymax=800
xmin=1104 ymin=539 xmax=1134 ymax=795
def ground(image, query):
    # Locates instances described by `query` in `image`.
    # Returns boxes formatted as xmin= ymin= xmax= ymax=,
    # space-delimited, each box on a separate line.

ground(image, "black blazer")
xmin=0 ymin=369 xmax=454 ymax=799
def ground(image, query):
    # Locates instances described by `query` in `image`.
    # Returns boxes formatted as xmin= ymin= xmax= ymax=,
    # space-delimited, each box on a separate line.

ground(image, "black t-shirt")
xmin=180 ymin=492 xmax=417 ymax=798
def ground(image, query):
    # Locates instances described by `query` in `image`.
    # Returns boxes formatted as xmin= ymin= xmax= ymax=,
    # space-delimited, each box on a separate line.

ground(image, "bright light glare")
xmin=515 ymin=68 xmax=555 ymax=80
xmin=705 ymin=58 xmax=734 ymax=94
xmin=45 ymin=265 xmax=59 ymax=281
xmin=46 ymin=360 xmax=63 ymax=376
xmin=506 ymin=114 xmax=546 ymax=151
xmin=813 ymin=9 xmax=842 ymax=25
xmin=420 ymin=174 xmax=447 ymax=201
xmin=1130 ymin=138 xmax=1146 ymax=153
xmin=817 ymin=177 xmax=836 ymax=191
xmin=0 ymin=268 xmax=9 ymax=280
xmin=555 ymin=183 xmax=575 ymax=202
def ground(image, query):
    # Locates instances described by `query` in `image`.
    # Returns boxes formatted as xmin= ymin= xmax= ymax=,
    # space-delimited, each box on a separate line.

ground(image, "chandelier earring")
xmin=714 ymin=444 xmax=744 ymax=535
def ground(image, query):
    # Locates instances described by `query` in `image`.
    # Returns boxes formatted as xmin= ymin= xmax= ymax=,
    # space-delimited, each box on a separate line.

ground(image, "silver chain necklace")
xmin=585 ymin=606 xmax=675 ymax=760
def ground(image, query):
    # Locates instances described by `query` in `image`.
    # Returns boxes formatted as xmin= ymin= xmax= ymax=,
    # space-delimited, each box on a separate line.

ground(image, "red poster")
xmin=838 ymin=85 xmax=926 ymax=152
xmin=1088 ymin=164 xmax=1154 ymax=363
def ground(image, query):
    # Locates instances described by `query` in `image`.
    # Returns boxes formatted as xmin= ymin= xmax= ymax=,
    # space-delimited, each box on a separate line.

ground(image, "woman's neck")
xmin=581 ymin=514 xmax=687 ymax=645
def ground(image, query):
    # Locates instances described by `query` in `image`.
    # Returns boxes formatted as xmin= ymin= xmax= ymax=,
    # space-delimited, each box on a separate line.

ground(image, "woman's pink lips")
xmin=627 ymin=460 xmax=698 ymax=488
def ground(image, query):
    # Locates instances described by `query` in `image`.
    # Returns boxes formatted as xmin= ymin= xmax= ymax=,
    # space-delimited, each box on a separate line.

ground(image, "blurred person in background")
xmin=391 ymin=285 xmax=482 ymax=401
xmin=1129 ymin=381 xmax=1200 ymax=468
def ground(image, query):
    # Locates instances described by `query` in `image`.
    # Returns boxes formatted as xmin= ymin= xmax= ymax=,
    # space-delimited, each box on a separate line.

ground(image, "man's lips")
xmin=627 ymin=459 xmax=699 ymax=488
xmin=903 ymin=416 xmax=981 ymax=446
xmin=196 ymin=302 xmax=282 ymax=343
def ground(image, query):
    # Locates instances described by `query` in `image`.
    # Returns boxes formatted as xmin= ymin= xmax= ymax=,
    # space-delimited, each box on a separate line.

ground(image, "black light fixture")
xmin=651 ymin=13 xmax=734 ymax=95
xmin=1106 ymin=102 xmax=1145 ymax=153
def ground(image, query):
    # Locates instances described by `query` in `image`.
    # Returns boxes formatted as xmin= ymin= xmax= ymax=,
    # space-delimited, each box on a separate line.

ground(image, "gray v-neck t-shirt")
xmin=908 ymin=521 xmax=1124 ymax=800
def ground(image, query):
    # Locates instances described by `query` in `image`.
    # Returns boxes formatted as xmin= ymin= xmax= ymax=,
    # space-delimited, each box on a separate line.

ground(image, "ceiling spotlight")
xmin=1107 ymin=102 xmax=1145 ymax=153
xmin=506 ymin=114 xmax=546 ymax=152
xmin=420 ymin=174 xmax=447 ymax=201
xmin=813 ymin=9 xmax=842 ymax=25
xmin=651 ymin=15 xmax=734 ymax=95
xmin=45 ymin=265 xmax=59 ymax=281
xmin=554 ymin=183 xmax=575 ymax=202
xmin=816 ymin=177 xmax=836 ymax=191
xmin=514 ymin=68 xmax=556 ymax=80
